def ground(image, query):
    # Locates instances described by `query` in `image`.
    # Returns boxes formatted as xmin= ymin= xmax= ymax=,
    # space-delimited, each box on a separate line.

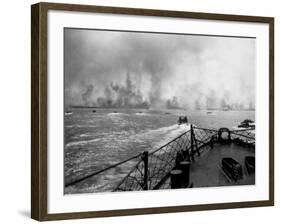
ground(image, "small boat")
xmin=92 ymin=110 xmax=96 ymax=113
xmin=238 ymin=119 xmax=255 ymax=129
xmin=65 ymin=111 xmax=73 ymax=115
xmin=178 ymin=116 xmax=188 ymax=125
xmin=136 ymin=112 xmax=145 ymax=115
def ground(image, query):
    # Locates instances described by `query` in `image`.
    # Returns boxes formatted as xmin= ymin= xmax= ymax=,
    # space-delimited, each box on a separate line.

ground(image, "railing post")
xmin=210 ymin=136 xmax=214 ymax=149
xmin=142 ymin=151 xmax=149 ymax=190
xmin=190 ymin=125 xmax=194 ymax=161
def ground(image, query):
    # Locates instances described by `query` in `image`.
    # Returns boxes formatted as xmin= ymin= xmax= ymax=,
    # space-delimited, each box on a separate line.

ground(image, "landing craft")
xmin=238 ymin=119 xmax=255 ymax=129
xmin=65 ymin=111 xmax=73 ymax=115
xmin=178 ymin=116 xmax=188 ymax=125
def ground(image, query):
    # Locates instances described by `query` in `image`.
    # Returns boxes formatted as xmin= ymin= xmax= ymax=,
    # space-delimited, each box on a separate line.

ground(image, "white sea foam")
xmin=131 ymin=123 xmax=190 ymax=150
xmin=107 ymin=112 xmax=126 ymax=116
xmin=135 ymin=112 xmax=149 ymax=116
xmin=79 ymin=133 xmax=93 ymax=138
xmin=147 ymin=123 xmax=190 ymax=136
xmin=66 ymin=124 xmax=97 ymax=128
xmin=65 ymin=138 xmax=102 ymax=148
xmin=155 ymin=124 xmax=190 ymax=147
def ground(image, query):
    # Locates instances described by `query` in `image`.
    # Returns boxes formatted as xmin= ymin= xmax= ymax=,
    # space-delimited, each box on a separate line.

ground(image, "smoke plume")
xmin=81 ymin=84 xmax=94 ymax=106
xmin=64 ymin=29 xmax=256 ymax=110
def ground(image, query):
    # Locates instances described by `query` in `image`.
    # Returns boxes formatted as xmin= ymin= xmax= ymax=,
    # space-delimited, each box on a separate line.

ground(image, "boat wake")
xmin=131 ymin=123 xmax=190 ymax=150
xmin=65 ymin=138 xmax=102 ymax=149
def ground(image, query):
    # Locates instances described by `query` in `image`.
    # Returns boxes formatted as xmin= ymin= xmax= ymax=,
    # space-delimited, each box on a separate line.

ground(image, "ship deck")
xmin=190 ymin=143 xmax=255 ymax=188
xmin=158 ymin=142 xmax=255 ymax=190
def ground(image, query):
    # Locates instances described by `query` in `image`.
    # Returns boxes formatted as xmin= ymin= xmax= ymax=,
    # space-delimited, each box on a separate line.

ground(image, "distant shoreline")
xmin=67 ymin=105 xmax=255 ymax=111
xmin=69 ymin=105 xmax=150 ymax=109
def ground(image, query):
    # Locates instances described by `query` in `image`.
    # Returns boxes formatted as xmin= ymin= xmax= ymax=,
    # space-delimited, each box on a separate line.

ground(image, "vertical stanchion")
xmin=190 ymin=125 xmax=194 ymax=161
xmin=210 ymin=136 xmax=214 ymax=149
xmin=142 ymin=151 xmax=149 ymax=190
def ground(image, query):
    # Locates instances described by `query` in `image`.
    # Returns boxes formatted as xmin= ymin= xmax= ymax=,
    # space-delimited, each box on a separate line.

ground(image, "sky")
xmin=64 ymin=28 xmax=256 ymax=110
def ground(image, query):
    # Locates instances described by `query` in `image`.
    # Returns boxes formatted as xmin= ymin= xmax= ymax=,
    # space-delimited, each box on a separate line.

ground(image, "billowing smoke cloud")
xmin=166 ymin=96 xmax=180 ymax=109
xmin=64 ymin=29 xmax=256 ymax=110
xmin=81 ymin=84 xmax=94 ymax=106
xmin=95 ymin=72 xmax=149 ymax=108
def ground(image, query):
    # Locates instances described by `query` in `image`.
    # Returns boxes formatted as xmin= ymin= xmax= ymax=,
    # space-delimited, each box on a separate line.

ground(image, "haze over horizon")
xmin=64 ymin=28 xmax=256 ymax=110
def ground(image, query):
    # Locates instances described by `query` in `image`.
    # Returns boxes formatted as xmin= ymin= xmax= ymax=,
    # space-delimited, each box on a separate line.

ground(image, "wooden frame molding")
xmin=31 ymin=2 xmax=274 ymax=221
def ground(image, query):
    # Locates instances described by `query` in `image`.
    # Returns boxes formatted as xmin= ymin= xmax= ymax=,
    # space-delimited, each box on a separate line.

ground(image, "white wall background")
xmin=0 ymin=0 xmax=279 ymax=223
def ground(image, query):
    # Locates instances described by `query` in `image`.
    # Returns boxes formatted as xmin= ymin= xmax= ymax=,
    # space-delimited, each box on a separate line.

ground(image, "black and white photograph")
xmin=64 ymin=28 xmax=256 ymax=194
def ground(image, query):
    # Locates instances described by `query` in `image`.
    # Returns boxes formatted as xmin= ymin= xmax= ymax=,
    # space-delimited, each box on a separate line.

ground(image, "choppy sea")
xmin=64 ymin=108 xmax=254 ymax=194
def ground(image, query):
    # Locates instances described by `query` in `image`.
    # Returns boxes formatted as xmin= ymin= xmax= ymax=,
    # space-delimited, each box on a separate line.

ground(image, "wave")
xmin=65 ymin=121 xmax=190 ymax=155
xmin=107 ymin=112 xmax=127 ymax=116
xmin=79 ymin=133 xmax=93 ymax=138
xmin=66 ymin=124 xmax=97 ymax=128
xmin=147 ymin=123 xmax=189 ymax=135
xmin=154 ymin=124 xmax=190 ymax=148
xmin=65 ymin=138 xmax=102 ymax=149
xmin=135 ymin=112 xmax=148 ymax=116
xmin=132 ymin=123 xmax=190 ymax=150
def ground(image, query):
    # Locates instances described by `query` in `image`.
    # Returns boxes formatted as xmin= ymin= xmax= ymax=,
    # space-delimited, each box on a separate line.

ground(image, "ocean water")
xmin=64 ymin=108 xmax=255 ymax=194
